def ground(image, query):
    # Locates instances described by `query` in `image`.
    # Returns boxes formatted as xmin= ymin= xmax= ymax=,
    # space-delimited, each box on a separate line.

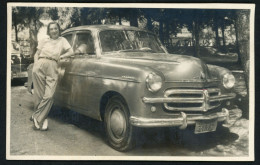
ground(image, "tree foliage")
xmin=12 ymin=7 xmax=44 ymax=55
xmin=12 ymin=7 xmax=250 ymax=71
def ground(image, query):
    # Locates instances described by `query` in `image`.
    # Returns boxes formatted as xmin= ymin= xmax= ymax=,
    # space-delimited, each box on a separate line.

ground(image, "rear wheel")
xmin=104 ymin=96 xmax=135 ymax=151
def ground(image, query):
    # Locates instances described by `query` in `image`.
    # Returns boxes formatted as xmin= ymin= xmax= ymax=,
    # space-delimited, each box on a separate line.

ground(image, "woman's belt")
xmin=38 ymin=56 xmax=58 ymax=63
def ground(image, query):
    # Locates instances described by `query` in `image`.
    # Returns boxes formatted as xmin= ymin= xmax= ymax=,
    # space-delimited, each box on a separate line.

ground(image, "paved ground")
xmin=8 ymin=80 xmax=249 ymax=158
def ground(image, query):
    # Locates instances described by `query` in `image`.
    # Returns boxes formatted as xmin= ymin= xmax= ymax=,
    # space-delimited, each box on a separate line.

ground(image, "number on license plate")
xmin=194 ymin=119 xmax=217 ymax=134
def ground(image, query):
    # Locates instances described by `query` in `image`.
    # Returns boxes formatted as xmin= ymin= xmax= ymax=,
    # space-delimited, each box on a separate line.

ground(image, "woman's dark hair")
xmin=47 ymin=22 xmax=61 ymax=37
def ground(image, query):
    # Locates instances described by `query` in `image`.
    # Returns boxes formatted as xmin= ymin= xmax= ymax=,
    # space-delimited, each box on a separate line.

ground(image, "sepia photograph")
xmin=6 ymin=3 xmax=255 ymax=161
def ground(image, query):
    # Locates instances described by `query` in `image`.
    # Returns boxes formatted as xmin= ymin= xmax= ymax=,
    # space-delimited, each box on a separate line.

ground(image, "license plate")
xmin=194 ymin=119 xmax=217 ymax=134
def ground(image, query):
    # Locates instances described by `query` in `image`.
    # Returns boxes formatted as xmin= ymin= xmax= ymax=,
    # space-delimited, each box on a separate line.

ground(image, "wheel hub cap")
xmin=110 ymin=109 xmax=126 ymax=138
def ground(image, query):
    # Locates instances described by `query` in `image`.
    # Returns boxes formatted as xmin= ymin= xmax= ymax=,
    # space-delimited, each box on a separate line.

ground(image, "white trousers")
xmin=32 ymin=58 xmax=58 ymax=125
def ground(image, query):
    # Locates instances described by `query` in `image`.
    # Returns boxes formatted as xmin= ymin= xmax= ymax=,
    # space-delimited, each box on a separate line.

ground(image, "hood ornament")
xmin=193 ymin=71 xmax=206 ymax=80
xmin=200 ymin=71 xmax=206 ymax=80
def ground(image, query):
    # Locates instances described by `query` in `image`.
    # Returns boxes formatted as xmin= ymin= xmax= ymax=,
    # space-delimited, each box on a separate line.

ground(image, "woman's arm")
xmin=60 ymin=48 xmax=74 ymax=59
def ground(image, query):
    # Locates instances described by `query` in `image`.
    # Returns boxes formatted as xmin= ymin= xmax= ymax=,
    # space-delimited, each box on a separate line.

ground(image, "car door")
xmin=54 ymin=32 xmax=75 ymax=105
xmin=68 ymin=31 xmax=99 ymax=117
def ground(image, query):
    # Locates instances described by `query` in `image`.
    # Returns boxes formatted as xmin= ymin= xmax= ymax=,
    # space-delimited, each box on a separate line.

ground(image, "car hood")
xmin=101 ymin=52 xmax=211 ymax=81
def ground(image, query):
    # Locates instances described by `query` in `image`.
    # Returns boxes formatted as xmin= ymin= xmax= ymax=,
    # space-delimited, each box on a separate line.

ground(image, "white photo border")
xmin=6 ymin=2 xmax=255 ymax=161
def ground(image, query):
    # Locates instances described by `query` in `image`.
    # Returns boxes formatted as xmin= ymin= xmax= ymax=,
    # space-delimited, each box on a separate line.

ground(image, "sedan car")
xmin=28 ymin=25 xmax=242 ymax=151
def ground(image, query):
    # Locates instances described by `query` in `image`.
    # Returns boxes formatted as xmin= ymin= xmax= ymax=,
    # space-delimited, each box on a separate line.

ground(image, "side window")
xmin=75 ymin=33 xmax=95 ymax=55
xmin=63 ymin=34 xmax=73 ymax=46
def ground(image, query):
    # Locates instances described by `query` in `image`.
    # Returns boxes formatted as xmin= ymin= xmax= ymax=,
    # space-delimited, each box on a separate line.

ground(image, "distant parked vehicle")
xmin=11 ymin=41 xmax=33 ymax=81
xmin=11 ymin=53 xmax=30 ymax=80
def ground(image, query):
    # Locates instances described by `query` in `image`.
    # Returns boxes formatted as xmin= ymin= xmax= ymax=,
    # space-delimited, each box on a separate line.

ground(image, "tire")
xmin=104 ymin=95 xmax=135 ymax=151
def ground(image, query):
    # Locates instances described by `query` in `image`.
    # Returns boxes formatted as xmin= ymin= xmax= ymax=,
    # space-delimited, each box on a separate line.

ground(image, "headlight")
xmin=222 ymin=73 xmax=235 ymax=89
xmin=146 ymin=72 xmax=162 ymax=92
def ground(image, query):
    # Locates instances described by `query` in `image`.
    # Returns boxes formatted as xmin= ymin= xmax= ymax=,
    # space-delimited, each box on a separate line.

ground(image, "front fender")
xmin=207 ymin=64 xmax=232 ymax=79
xmin=95 ymin=61 xmax=161 ymax=116
xmin=207 ymin=64 xmax=235 ymax=93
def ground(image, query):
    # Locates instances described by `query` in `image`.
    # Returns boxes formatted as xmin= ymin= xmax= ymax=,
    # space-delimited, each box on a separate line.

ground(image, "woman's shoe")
xmin=33 ymin=118 xmax=40 ymax=130
xmin=41 ymin=119 xmax=48 ymax=131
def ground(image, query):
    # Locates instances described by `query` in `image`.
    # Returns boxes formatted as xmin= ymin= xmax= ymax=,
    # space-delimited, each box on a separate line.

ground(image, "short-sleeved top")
xmin=37 ymin=37 xmax=71 ymax=61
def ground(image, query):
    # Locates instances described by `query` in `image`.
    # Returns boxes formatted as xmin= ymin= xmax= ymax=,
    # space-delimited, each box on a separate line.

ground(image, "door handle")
xmin=68 ymin=71 xmax=96 ymax=77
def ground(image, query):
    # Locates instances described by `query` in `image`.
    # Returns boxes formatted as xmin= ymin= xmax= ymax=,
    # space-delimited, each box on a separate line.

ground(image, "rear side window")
xmin=63 ymin=34 xmax=73 ymax=46
xmin=74 ymin=32 xmax=95 ymax=55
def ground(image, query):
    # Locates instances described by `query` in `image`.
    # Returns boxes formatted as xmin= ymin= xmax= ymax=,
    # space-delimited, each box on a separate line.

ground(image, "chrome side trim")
xmin=68 ymin=72 xmax=140 ymax=82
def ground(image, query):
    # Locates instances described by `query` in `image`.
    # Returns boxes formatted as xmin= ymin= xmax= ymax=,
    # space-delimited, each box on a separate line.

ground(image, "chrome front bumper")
xmin=11 ymin=71 xmax=28 ymax=79
xmin=130 ymin=108 xmax=242 ymax=129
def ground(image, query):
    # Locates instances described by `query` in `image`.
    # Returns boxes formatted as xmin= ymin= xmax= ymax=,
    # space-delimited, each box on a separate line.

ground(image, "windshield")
xmin=99 ymin=30 xmax=165 ymax=53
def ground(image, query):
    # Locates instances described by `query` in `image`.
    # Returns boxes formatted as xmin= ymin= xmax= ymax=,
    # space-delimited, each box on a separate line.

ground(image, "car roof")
xmin=61 ymin=25 xmax=150 ymax=34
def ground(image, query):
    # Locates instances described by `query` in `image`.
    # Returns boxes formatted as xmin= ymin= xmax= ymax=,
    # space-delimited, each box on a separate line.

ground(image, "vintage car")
xmin=11 ymin=53 xmax=30 ymax=80
xmin=11 ymin=41 xmax=31 ymax=80
xmin=28 ymin=25 xmax=242 ymax=151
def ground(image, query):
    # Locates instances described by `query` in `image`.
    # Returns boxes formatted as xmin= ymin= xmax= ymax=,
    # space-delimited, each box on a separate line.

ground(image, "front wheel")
xmin=104 ymin=96 xmax=135 ymax=151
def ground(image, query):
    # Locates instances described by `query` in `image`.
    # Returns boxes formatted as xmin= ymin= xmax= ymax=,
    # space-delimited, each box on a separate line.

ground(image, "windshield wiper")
xmin=139 ymin=47 xmax=155 ymax=52
xmin=117 ymin=48 xmax=155 ymax=53
xmin=117 ymin=49 xmax=140 ymax=52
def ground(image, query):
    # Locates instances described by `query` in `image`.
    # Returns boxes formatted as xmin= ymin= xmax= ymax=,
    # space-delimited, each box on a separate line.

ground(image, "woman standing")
xmin=31 ymin=22 xmax=73 ymax=130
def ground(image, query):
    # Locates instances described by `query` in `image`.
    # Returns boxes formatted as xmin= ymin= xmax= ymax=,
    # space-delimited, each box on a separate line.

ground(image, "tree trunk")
xmin=159 ymin=20 xmax=164 ymax=44
xmin=221 ymin=24 xmax=226 ymax=47
xmin=165 ymin=21 xmax=170 ymax=47
xmin=29 ymin=30 xmax=38 ymax=58
xmin=234 ymin=10 xmax=250 ymax=118
xmin=191 ymin=24 xmax=195 ymax=47
xmin=29 ymin=19 xmax=38 ymax=58
xmin=119 ymin=15 xmax=122 ymax=25
xmin=146 ymin=16 xmax=152 ymax=31
xmin=97 ymin=18 xmax=102 ymax=24
xmin=13 ymin=12 xmax=18 ymax=42
xmin=129 ymin=9 xmax=138 ymax=27
xmin=193 ymin=19 xmax=200 ymax=57
xmin=234 ymin=17 xmax=242 ymax=65
xmin=34 ymin=19 xmax=37 ymax=34
xmin=130 ymin=18 xmax=138 ymax=27
xmin=214 ymin=21 xmax=220 ymax=48
xmin=221 ymin=23 xmax=227 ymax=53
xmin=80 ymin=8 xmax=90 ymax=25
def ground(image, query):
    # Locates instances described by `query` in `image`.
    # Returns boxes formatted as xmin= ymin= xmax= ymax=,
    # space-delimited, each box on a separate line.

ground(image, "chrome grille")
xmin=164 ymin=88 xmax=221 ymax=111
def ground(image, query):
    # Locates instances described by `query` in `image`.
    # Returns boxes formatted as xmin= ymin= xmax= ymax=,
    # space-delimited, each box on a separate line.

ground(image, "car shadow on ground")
xmin=170 ymin=126 xmax=239 ymax=152
xmin=48 ymin=106 xmax=106 ymax=139
xmin=128 ymin=125 xmax=239 ymax=154
xmin=47 ymin=106 xmax=239 ymax=153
